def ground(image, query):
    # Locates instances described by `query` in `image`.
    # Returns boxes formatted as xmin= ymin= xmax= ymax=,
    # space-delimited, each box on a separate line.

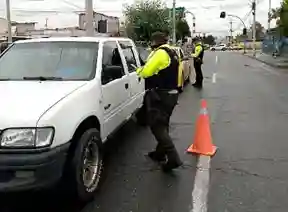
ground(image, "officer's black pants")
xmin=194 ymin=62 xmax=203 ymax=86
xmin=145 ymin=90 xmax=181 ymax=163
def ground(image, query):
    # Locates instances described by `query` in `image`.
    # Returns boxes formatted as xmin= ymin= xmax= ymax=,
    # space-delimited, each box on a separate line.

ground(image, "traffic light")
xmin=243 ymin=28 xmax=247 ymax=35
xmin=220 ymin=11 xmax=226 ymax=18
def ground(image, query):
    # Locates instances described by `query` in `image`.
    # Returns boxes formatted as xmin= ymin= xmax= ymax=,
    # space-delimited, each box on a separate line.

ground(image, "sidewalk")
xmin=241 ymin=51 xmax=288 ymax=69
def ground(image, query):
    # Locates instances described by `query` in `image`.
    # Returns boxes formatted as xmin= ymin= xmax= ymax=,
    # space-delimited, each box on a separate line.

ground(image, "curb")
xmin=243 ymin=53 xmax=288 ymax=69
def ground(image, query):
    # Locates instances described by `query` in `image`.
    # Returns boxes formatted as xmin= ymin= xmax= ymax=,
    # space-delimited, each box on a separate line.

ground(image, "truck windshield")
xmin=0 ymin=41 xmax=99 ymax=81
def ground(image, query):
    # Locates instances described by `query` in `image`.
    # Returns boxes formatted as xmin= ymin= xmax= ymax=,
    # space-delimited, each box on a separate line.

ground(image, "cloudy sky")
xmin=0 ymin=0 xmax=282 ymax=36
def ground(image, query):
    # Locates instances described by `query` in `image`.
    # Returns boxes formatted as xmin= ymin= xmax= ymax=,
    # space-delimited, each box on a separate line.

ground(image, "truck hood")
xmin=0 ymin=81 xmax=86 ymax=129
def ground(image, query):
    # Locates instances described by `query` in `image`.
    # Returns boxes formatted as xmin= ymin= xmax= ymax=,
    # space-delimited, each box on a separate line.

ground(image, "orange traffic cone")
xmin=187 ymin=99 xmax=217 ymax=156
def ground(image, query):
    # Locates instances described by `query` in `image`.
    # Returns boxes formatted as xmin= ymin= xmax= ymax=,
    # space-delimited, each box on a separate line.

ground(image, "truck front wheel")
xmin=65 ymin=128 xmax=103 ymax=202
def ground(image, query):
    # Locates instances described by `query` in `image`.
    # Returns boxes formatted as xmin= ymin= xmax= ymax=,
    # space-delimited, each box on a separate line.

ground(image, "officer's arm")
xmin=136 ymin=49 xmax=170 ymax=78
xmin=191 ymin=45 xmax=203 ymax=58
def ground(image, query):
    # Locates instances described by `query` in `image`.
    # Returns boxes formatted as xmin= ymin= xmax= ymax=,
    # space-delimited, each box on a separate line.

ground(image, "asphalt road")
xmin=1 ymin=52 xmax=288 ymax=212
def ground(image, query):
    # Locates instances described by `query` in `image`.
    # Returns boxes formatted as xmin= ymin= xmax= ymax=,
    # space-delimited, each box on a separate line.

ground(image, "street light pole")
xmin=172 ymin=0 xmax=176 ymax=44
xmin=5 ymin=0 xmax=12 ymax=43
xmin=268 ymin=0 xmax=271 ymax=30
xmin=221 ymin=13 xmax=247 ymax=54
xmin=85 ymin=0 xmax=94 ymax=36
xmin=229 ymin=19 xmax=233 ymax=44
xmin=252 ymin=0 xmax=256 ymax=56
xmin=185 ymin=11 xmax=196 ymax=37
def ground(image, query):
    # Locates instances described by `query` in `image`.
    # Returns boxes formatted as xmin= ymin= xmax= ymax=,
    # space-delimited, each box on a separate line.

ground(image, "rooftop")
xmin=78 ymin=11 xmax=119 ymax=19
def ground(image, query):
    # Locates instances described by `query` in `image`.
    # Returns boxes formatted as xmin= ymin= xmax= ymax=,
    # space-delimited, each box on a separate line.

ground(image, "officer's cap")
xmin=192 ymin=37 xmax=201 ymax=43
xmin=151 ymin=31 xmax=168 ymax=44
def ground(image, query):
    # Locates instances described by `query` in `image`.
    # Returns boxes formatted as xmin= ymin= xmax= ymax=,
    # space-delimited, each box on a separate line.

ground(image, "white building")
xmin=14 ymin=22 xmax=36 ymax=36
xmin=0 ymin=18 xmax=35 ymax=39
xmin=78 ymin=12 xmax=120 ymax=34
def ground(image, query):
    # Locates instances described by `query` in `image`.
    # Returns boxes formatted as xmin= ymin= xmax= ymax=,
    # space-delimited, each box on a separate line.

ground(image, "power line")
xmin=234 ymin=0 xmax=265 ymax=33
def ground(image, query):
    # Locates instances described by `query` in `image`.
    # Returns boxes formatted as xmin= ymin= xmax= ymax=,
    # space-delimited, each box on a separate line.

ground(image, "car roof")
xmin=14 ymin=36 xmax=133 ymax=44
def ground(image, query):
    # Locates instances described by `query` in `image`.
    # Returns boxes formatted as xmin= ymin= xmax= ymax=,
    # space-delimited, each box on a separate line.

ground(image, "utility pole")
xmin=172 ymin=0 xmax=176 ymax=45
xmin=268 ymin=0 xmax=271 ymax=30
xmin=192 ymin=16 xmax=196 ymax=36
xmin=85 ymin=0 xmax=94 ymax=36
xmin=45 ymin=18 xmax=48 ymax=29
xmin=252 ymin=0 xmax=256 ymax=56
xmin=5 ymin=0 xmax=12 ymax=43
xmin=229 ymin=19 xmax=233 ymax=44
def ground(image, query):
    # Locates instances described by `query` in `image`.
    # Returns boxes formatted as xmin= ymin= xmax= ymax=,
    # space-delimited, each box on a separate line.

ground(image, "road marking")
xmin=212 ymin=73 xmax=217 ymax=83
xmin=190 ymin=156 xmax=211 ymax=212
xmin=215 ymin=55 xmax=218 ymax=64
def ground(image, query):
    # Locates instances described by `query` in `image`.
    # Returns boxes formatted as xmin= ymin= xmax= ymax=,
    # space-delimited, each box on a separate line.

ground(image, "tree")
xmin=123 ymin=0 xmax=171 ymax=42
xmin=202 ymin=35 xmax=216 ymax=45
xmin=279 ymin=0 xmax=288 ymax=36
xmin=249 ymin=21 xmax=265 ymax=40
xmin=270 ymin=8 xmax=281 ymax=22
xmin=270 ymin=0 xmax=288 ymax=36
xmin=176 ymin=19 xmax=191 ymax=41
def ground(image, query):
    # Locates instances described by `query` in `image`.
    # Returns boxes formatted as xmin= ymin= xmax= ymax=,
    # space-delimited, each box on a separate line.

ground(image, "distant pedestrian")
xmin=191 ymin=37 xmax=204 ymax=88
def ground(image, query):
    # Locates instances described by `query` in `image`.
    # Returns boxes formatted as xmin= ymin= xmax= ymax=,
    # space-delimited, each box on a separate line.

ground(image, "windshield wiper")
xmin=23 ymin=76 xmax=63 ymax=81
xmin=0 ymin=78 xmax=11 ymax=81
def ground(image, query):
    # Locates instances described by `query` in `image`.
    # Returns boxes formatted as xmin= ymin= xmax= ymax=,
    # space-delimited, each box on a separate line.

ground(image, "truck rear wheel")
xmin=65 ymin=128 xmax=103 ymax=202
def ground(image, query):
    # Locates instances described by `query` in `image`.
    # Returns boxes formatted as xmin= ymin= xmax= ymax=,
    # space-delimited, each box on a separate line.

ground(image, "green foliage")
xmin=279 ymin=0 xmax=288 ymax=36
xmin=271 ymin=0 xmax=288 ymax=36
xmin=202 ymin=35 xmax=216 ymax=45
xmin=123 ymin=0 xmax=171 ymax=42
xmin=176 ymin=19 xmax=191 ymax=41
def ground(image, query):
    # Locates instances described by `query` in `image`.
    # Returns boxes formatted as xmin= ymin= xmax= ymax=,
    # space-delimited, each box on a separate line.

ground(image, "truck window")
xmin=102 ymin=41 xmax=125 ymax=84
xmin=0 ymin=41 xmax=98 ymax=80
xmin=118 ymin=41 xmax=137 ymax=73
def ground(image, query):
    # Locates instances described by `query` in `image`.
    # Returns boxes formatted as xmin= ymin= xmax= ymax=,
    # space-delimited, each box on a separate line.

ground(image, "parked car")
xmin=210 ymin=44 xmax=227 ymax=51
xmin=173 ymin=46 xmax=192 ymax=92
xmin=0 ymin=37 xmax=145 ymax=201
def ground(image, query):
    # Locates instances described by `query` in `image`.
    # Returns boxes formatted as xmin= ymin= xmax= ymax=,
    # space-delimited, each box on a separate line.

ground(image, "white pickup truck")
xmin=0 ymin=37 xmax=145 ymax=201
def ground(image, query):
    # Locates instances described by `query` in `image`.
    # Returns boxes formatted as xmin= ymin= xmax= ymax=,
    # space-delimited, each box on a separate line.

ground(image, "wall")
xmin=0 ymin=18 xmax=8 ymax=37
xmin=262 ymin=29 xmax=288 ymax=56
xmin=15 ymin=23 xmax=36 ymax=36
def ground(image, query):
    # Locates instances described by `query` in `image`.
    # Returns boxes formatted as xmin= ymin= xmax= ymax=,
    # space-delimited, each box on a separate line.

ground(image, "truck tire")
xmin=65 ymin=128 xmax=103 ymax=202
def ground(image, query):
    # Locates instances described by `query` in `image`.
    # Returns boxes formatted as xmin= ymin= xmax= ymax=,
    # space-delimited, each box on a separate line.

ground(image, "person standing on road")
xmin=136 ymin=31 xmax=183 ymax=172
xmin=191 ymin=37 xmax=204 ymax=88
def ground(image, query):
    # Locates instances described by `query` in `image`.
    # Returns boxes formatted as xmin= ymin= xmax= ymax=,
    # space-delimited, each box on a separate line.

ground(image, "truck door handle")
xmin=125 ymin=83 xmax=129 ymax=89
xmin=104 ymin=104 xmax=111 ymax=110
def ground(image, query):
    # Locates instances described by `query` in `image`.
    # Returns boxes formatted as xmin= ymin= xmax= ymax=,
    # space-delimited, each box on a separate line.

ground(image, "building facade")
xmin=78 ymin=12 xmax=119 ymax=34
xmin=14 ymin=22 xmax=36 ymax=36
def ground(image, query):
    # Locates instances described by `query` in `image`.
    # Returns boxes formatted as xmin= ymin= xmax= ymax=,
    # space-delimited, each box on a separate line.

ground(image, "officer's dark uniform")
xmin=192 ymin=39 xmax=204 ymax=88
xmin=136 ymin=32 xmax=183 ymax=171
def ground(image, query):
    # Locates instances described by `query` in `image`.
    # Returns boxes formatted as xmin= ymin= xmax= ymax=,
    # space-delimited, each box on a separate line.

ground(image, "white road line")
xmin=215 ymin=55 xmax=218 ymax=64
xmin=212 ymin=73 xmax=217 ymax=83
xmin=190 ymin=156 xmax=211 ymax=212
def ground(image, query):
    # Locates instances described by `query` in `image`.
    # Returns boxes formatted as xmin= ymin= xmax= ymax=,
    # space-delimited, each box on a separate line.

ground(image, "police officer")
xmin=191 ymin=37 xmax=204 ymax=88
xmin=136 ymin=31 xmax=183 ymax=172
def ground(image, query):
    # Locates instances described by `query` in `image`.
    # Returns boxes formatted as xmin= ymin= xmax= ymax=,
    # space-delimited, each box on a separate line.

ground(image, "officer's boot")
xmin=161 ymin=149 xmax=183 ymax=172
xmin=147 ymin=144 xmax=167 ymax=163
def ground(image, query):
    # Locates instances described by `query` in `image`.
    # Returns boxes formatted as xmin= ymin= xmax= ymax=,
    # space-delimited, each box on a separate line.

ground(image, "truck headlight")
xmin=0 ymin=128 xmax=54 ymax=148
